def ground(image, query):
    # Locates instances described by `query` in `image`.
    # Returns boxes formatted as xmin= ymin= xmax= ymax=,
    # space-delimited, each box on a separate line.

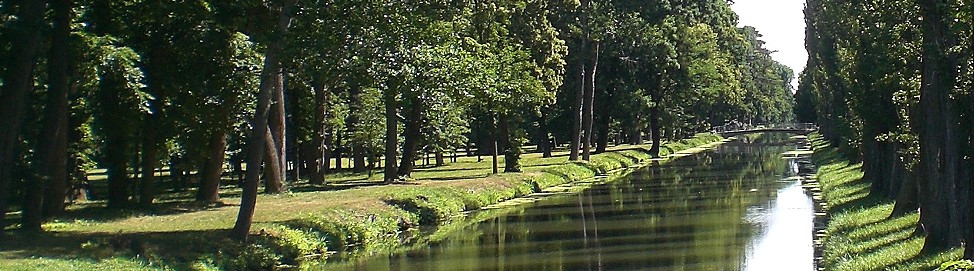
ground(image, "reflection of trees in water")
xmin=354 ymin=135 xmax=794 ymax=270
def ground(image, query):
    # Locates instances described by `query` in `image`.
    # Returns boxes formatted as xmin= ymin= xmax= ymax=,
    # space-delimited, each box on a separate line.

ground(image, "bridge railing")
xmin=712 ymin=123 xmax=817 ymax=134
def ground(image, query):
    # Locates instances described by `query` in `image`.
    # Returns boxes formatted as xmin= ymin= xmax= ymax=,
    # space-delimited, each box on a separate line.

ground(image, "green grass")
xmin=1 ymin=133 xmax=725 ymax=270
xmin=810 ymin=133 xmax=963 ymax=271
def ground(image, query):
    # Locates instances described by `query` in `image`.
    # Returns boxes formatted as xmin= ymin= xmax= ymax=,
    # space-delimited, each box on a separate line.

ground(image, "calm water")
xmin=330 ymin=134 xmax=813 ymax=271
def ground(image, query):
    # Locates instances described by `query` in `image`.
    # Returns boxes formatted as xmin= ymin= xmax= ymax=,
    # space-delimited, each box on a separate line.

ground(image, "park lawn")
xmin=810 ymin=134 xmax=962 ymax=271
xmin=1 ymin=134 xmax=724 ymax=270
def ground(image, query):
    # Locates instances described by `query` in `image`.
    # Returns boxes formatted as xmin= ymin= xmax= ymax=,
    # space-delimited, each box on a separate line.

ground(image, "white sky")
xmin=731 ymin=0 xmax=807 ymax=89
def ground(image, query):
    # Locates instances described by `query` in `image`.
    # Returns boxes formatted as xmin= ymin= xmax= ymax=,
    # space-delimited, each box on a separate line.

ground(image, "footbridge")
xmin=713 ymin=123 xmax=817 ymax=137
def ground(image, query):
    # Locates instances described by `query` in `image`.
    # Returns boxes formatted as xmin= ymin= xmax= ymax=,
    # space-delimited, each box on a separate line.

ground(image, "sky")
xmin=730 ymin=0 xmax=808 ymax=89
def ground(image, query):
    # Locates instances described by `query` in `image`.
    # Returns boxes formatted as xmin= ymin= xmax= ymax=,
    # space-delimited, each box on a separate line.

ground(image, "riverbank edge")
xmin=269 ymin=133 xmax=730 ymax=269
xmin=806 ymin=133 xmax=963 ymax=271
xmin=217 ymin=133 xmax=728 ymax=270
xmin=2 ymin=134 xmax=726 ymax=270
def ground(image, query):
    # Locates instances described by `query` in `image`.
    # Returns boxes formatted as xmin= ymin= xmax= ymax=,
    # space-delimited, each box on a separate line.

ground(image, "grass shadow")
xmin=2 ymin=229 xmax=233 ymax=271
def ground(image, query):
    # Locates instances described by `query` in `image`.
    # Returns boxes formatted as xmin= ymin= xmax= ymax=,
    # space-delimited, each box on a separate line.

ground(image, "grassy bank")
xmin=809 ymin=134 xmax=963 ymax=271
xmin=1 ymin=133 xmax=723 ymax=270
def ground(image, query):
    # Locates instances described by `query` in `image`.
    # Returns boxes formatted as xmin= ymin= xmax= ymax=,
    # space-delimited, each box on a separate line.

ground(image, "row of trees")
xmin=0 ymin=0 xmax=796 ymax=240
xmin=797 ymin=0 xmax=973 ymax=257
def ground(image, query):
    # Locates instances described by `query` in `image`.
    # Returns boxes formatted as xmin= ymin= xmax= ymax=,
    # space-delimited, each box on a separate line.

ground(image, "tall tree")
xmin=231 ymin=0 xmax=297 ymax=241
xmin=0 ymin=0 xmax=48 ymax=236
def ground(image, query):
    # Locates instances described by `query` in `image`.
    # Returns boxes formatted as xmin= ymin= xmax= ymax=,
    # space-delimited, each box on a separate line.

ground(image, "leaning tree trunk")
xmin=582 ymin=41 xmax=599 ymax=161
xmin=0 ymin=0 xmax=48 ymax=237
xmin=265 ymin=72 xmax=286 ymax=192
xmin=263 ymin=129 xmax=284 ymax=194
xmin=196 ymin=131 xmax=227 ymax=202
xmin=230 ymin=0 xmax=296 ymax=242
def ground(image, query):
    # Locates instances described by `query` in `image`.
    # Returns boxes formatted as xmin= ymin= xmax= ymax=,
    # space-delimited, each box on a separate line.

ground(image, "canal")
xmin=327 ymin=134 xmax=814 ymax=270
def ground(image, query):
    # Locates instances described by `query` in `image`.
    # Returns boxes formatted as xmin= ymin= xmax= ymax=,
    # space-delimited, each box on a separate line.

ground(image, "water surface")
xmin=329 ymin=134 xmax=813 ymax=270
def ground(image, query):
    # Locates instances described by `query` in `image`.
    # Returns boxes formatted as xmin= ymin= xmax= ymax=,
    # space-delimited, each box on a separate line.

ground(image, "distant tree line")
xmin=797 ymin=0 xmax=974 ymax=257
xmin=0 ymin=0 xmax=796 ymax=240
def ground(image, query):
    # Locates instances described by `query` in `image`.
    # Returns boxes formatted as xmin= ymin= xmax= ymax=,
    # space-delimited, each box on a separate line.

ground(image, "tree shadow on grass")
xmin=415 ymin=164 xmax=493 ymax=173
xmin=418 ymin=174 xmax=490 ymax=182
xmin=2 ymin=229 xmax=234 ymax=270
xmin=289 ymin=180 xmax=399 ymax=193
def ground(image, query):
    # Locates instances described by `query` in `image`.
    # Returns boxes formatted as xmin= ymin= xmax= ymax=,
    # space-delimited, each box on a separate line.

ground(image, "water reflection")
xmin=329 ymin=134 xmax=813 ymax=270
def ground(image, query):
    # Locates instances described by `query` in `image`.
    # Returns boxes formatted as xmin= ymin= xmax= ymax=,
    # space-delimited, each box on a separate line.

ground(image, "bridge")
xmin=712 ymin=123 xmax=817 ymax=137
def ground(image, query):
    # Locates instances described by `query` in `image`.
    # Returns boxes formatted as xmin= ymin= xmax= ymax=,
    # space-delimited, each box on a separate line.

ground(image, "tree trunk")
xmin=539 ymin=108 xmax=552 ymax=158
xmin=864 ymin=136 xmax=884 ymax=197
xmin=139 ymin=116 xmax=160 ymax=207
xmin=916 ymin=0 xmax=960 ymax=252
xmin=891 ymin=170 xmax=919 ymax=217
xmin=309 ymin=81 xmax=326 ymax=185
xmin=334 ymin=131 xmax=342 ymax=170
xmin=105 ymin=136 xmax=131 ymax=209
xmin=269 ymin=72 xmax=286 ymax=181
xmin=570 ymin=57 xmax=585 ymax=158
xmin=649 ymin=104 xmax=662 ymax=157
xmin=323 ymin=128 xmax=333 ymax=174
xmin=21 ymin=177 xmax=44 ymax=233
xmin=196 ymin=131 xmax=227 ymax=202
xmin=492 ymin=139 xmax=499 ymax=175
xmin=435 ymin=150 xmax=444 ymax=166
xmin=230 ymin=0 xmax=296 ymax=242
xmin=398 ymin=97 xmax=422 ymax=177
xmin=0 ymin=0 xmax=48 ymax=237
xmin=38 ymin=0 xmax=72 ymax=219
xmin=596 ymin=92 xmax=610 ymax=154
xmin=263 ymin=129 xmax=284 ymax=194
xmin=353 ymin=144 xmax=366 ymax=172
xmin=501 ymin=116 xmax=521 ymax=173
xmin=582 ymin=41 xmax=599 ymax=161
xmin=383 ymin=82 xmax=399 ymax=183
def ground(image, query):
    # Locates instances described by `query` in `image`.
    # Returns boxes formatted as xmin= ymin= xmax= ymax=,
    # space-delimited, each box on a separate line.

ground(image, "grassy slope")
xmin=810 ymin=134 xmax=961 ymax=271
xmin=0 ymin=134 xmax=724 ymax=270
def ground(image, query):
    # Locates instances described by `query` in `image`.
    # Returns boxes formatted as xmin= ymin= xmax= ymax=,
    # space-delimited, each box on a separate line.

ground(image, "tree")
xmin=231 ymin=0 xmax=297 ymax=241
xmin=0 ymin=0 xmax=48 ymax=235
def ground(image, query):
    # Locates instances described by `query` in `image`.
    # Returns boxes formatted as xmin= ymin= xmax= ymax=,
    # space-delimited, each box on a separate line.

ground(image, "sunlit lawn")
xmin=810 ymin=135 xmax=962 ymax=271
xmin=1 ymin=141 xmax=690 ymax=270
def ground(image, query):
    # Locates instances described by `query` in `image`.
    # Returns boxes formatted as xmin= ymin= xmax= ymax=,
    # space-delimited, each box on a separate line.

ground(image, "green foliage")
xmin=253 ymin=224 xmax=328 ymax=265
xmin=384 ymin=188 xmax=467 ymax=224
xmin=214 ymin=243 xmax=278 ymax=271
xmin=289 ymin=210 xmax=411 ymax=250
xmin=938 ymin=260 xmax=974 ymax=271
